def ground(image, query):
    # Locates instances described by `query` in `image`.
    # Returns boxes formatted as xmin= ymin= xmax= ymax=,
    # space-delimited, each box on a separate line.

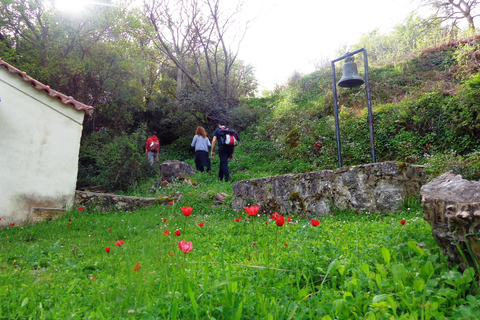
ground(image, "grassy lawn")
xmin=1 ymin=172 xmax=480 ymax=319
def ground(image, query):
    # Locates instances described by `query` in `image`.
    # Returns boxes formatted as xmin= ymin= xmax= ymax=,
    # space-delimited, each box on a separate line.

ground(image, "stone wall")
xmin=232 ymin=161 xmax=426 ymax=215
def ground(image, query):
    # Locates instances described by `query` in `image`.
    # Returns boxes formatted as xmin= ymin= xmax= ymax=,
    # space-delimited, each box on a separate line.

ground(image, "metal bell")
xmin=338 ymin=56 xmax=364 ymax=88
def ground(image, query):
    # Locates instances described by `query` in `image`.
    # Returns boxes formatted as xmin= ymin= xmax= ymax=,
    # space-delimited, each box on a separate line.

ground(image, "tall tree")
xmin=142 ymin=0 xmax=256 ymax=125
xmin=418 ymin=0 xmax=480 ymax=29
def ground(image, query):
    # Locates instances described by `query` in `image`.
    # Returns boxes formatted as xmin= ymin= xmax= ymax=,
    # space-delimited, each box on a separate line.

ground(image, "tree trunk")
xmin=421 ymin=171 xmax=480 ymax=272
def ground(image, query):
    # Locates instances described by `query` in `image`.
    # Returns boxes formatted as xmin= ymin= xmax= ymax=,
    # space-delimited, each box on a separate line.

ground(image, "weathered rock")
xmin=75 ymin=191 xmax=182 ymax=211
xmin=232 ymin=161 xmax=426 ymax=216
xmin=159 ymin=160 xmax=196 ymax=183
xmin=214 ymin=193 xmax=229 ymax=204
xmin=421 ymin=171 xmax=480 ymax=271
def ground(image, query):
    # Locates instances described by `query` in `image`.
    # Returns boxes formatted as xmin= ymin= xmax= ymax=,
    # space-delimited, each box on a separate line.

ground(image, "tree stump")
xmin=421 ymin=171 xmax=480 ymax=272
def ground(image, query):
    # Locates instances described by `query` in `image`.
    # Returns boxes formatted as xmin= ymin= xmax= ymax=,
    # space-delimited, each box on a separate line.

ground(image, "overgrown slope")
xmin=239 ymin=35 xmax=480 ymax=181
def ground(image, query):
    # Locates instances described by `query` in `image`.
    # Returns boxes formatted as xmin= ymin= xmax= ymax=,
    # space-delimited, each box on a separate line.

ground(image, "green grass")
xmin=1 ymin=186 xmax=479 ymax=319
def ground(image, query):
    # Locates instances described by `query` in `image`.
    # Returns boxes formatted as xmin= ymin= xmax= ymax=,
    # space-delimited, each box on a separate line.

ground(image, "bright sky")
xmin=239 ymin=0 xmax=420 ymax=92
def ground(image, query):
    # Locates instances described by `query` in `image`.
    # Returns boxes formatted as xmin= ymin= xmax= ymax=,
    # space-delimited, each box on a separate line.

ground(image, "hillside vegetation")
xmin=78 ymin=30 xmax=480 ymax=193
xmin=149 ymin=35 xmax=480 ymax=189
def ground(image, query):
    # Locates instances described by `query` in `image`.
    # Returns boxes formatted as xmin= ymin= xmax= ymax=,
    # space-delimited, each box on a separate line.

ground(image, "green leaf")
xmin=381 ymin=247 xmax=391 ymax=266
xmin=197 ymin=277 xmax=247 ymax=300
xmin=21 ymin=297 xmax=29 ymax=307
xmin=407 ymin=240 xmax=425 ymax=255
xmin=419 ymin=261 xmax=434 ymax=280
xmin=414 ymin=279 xmax=425 ymax=292
xmin=372 ymin=294 xmax=390 ymax=303
xmin=391 ymin=264 xmax=407 ymax=284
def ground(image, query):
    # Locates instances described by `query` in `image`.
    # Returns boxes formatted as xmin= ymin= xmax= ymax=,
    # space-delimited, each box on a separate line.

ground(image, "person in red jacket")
xmin=145 ymin=131 xmax=160 ymax=166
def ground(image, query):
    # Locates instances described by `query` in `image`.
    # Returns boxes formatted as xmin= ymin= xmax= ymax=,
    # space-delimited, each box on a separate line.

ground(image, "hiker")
xmin=145 ymin=131 xmax=160 ymax=166
xmin=191 ymin=126 xmax=211 ymax=172
xmin=210 ymin=120 xmax=239 ymax=182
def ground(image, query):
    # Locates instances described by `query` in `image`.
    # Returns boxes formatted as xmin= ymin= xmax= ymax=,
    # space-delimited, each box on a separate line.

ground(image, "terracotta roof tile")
xmin=0 ymin=58 xmax=94 ymax=115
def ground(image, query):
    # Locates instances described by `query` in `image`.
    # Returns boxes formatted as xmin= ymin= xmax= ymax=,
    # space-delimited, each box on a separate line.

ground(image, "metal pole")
xmin=331 ymin=61 xmax=342 ymax=168
xmin=332 ymin=48 xmax=376 ymax=167
xmin=362 ymin=49 xmax=376 ymax=163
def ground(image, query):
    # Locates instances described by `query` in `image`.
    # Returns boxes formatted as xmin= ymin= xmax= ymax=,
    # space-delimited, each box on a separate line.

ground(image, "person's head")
xmin=195 ymin=126 xmax=207 ymax=138
xmin=218 ymin=120 xmax=226 ymax=128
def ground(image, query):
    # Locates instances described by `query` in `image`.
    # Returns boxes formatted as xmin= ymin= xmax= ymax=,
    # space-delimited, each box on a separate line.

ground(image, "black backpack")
xmin=218 ymin=128 xmax=240 ymax=146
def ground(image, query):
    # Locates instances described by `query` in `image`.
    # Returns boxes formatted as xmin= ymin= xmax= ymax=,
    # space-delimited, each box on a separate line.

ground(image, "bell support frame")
xmin=331 ymin=48 xmax=376 ymax=168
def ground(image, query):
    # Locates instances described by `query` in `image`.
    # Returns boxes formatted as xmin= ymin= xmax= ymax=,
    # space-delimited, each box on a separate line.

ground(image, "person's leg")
xmin=147 ymin=152 xmax=155 ymax=166
xmin=218 ymin=151 xmax=229 ymax=181
xmin=195 ymin=152 xmax=203 ymax=172
xmin=218 ymin=149 xmax=231 ymax=182
xmin=206 ymin=156 xmax=211 ymax=172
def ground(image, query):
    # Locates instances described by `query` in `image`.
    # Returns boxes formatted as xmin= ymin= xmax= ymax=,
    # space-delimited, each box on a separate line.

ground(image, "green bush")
xmin=77 ymin=127 xmax=151 ymax=192
xmin=425 ymin=151 xmax=480 ymax=180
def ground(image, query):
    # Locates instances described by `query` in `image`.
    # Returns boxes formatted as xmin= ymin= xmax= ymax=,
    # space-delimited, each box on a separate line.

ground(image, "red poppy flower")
xmin=67 ymin=225 xmax=70 ymax=228
xmin=78 ymin=207 xmax=85 ymax=211
xmin=164 ymin=230 xmax=170 ymax=236
xmin=109 ymin=228 xmax=112 ymax=232
xmin=181 ymin=206 xmax=193 ymax=216
xmin=105 ymin=247 xmax=110 ymax=253
xmin=198 ymin=222 xmax=204 ymax=227
xmin=133 ymin=262 xmax=141 ymax=272
xmin=179 ymin=174 xmax=182 ymax=177
xmin=234 ymin=218 xmax=240 ymax=222
xmin=311 ymin=219 xmax=321 ymax=227
xmin=9 ymin=223 xmax=14 ymax=227
xmin=400 ymin=219 xmax=407 ymax=226
xmin=174 ymin=230 xmax=181 ymax=236
xmin=168 ymin=201 xmax=173 ymax=205
xmin=178 ymin=240 xmax=193 ymax=253
xmin=68 ymin=218 xmax=72 ymax=222
xmin=244 ymin=206 xmax=260 ymax=216
xmin=115 ymin=240 xmax=124 ymax=247
xmin=162 ymin=218 xmax=167 ymax=222
xmin=90 ymin=277 xmax=96 ymax=280
xmin=276 ymin=215 xmax=285 ymax=227
xmin=104 ymin=208 xmax=108 ymax=212
xmin=271 ymin=211 xmax=280 ymax=220
xmin=284 ymin=243 xmax=289 ymax=246
xmin=265 ymin=220 xmax=269 ymax=225
xmin=252 ymin=242 xmax=256 ymax=246
xmin=235 ymin=215 xmax=241 ymax=222
xmin=247 ymin=258 xmax=252 ymax=261
xmin=287 ymin=216 xmax=291 ymax=222
xmin=169 ymin=252 xmax=174 ymax=257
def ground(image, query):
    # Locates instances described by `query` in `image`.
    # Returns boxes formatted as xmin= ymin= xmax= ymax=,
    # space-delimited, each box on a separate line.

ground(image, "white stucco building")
xmin=0 ymin=58 xmax=93 ymax=226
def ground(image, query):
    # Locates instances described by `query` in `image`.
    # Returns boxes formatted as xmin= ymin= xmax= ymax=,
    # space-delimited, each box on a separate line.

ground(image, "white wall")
xmin=0 ymin=69 xmax=86 ymax=226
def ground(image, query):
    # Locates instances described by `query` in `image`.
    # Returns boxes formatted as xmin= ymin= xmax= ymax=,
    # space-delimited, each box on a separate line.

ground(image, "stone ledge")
xmin=232 ymin=161 xmax=426 ymax=216
xmin=75 ymin=191 xmax=182 ymax=211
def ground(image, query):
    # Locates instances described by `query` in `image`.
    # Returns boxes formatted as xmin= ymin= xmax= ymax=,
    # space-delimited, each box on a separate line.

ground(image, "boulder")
xmin=159 ymin=160 xmax=196 ymax=183
xmin=421 ymin=171 xmax=480 ymax=271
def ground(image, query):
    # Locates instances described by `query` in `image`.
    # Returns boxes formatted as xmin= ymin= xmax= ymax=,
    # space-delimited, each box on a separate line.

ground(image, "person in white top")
xmin=191 ymin=126 xmax=211 ymax=172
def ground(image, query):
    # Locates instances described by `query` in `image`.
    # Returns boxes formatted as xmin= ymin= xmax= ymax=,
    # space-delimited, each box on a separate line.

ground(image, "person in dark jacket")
xmin=210 ymin=120 xmax=236 ymax=182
